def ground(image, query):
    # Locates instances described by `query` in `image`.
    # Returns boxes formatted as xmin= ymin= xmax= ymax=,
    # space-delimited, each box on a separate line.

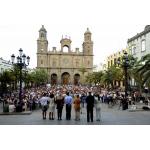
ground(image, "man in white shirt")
xmin=39 ymin=93 xmax=50 ymax=119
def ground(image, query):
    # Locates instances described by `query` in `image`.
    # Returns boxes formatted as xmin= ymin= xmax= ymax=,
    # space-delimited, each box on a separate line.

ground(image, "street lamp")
xmin=117 ymin=51 xmax=134 ymax=110
xmin=122 ymin=51 xmax=129 ymax=99
xmin=11 ymin=48 xmax=30 ymax=112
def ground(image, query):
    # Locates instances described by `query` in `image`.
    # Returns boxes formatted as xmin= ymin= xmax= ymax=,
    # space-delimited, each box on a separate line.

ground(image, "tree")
xmin=23 ymin=70 xmax=34 ymax=88
xmin=85 ymin=71 xmax=103 ymax=85
xmin=31 ymin=69 xmax=49 ymax=87
xmin=78 ymin=67 xmax=88 ymax=84
xmin=0 ymin=70 xmax=15 ymax=95
xmin=117 ymin=54 xmax=138 ymax=92
xmin=102 ymin=66 xmax=123 ymax=89
xmin=85 ymin=73 xmax=94 ymax=85
xmin=137 ymin=54 xmax=150 ymax=88
xmin=10 ymin=64 xmax=21 ymax=90
xmin=125 ymin=57 xmax=144 ymax=94
xmin=93 ymin=71 xmax=104 ymax=85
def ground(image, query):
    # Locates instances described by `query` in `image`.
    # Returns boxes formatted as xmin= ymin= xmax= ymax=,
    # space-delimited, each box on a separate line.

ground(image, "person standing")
xmin=80 ymin=93 xmax=86 ymax=108
xmin=56 ymin=93 xmax=64 ymax=120
xmin=73 ymin=95 xmax=81 ymax=121
xmin=64 ymin=92 xmax=73 ymax=120
xmin=94 ymin=93 xmax=101 ymax=121
xmin=80 ymin=93 xmax=86 ymax=114
xmin=39 ymin=93 xmax=50 ymax=119
xmin=86 ymin=92 xmax=94 ymax=122
xmin=48 ymin=93 xmax=55 ymax=120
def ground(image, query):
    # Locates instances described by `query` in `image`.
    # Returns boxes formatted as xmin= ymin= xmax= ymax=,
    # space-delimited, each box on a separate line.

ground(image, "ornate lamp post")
xmin=117 ymin=51 xmax=135 ymax=110
xmin=122 ymin=51 xmax=129 ymax=99
xmin=11 ymin=48 xmax=30 ymax=112
xmin=117 ymin=51 xmax=130 ymax=98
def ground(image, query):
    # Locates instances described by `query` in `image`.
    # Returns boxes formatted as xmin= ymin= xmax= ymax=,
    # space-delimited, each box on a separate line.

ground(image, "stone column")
xmin=57 ymin=69 xmax=61 ymax=85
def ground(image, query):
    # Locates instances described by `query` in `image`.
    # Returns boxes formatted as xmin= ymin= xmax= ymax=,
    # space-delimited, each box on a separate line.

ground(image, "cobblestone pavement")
xmin=0 ymin=103 xmax=150 ymax=125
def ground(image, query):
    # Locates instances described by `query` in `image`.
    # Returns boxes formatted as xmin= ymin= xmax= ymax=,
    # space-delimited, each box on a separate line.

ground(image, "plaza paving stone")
xmin=0 ymin=103 xmax=150 ymax=125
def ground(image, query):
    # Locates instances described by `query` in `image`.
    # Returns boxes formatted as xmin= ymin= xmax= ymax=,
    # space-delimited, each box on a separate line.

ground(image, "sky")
xmin=0 ymin=0 xmax=149 ymax=68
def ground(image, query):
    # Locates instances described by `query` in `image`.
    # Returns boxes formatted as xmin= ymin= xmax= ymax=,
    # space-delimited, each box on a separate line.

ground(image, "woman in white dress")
xmin=94 ymin=93 xmax=101 ymax=121
xmin=48 ymin=93 xmax=56 ymax=120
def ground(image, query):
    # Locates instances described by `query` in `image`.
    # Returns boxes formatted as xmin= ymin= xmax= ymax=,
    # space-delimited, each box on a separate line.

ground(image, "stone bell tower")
xmin=82 ymin=28 xmax=93 ymax=55
xmin=37 ymin=25 xmax=48 ymax=53
xmin=37 ymin=25 xmax=48 ymax=68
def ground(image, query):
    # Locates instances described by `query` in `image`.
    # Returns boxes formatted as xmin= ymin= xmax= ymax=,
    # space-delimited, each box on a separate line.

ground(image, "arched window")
xmin=41 ymin=33 xmax=44 ymax=38
xmin=63 ymin=46 xmax=69 ymax=52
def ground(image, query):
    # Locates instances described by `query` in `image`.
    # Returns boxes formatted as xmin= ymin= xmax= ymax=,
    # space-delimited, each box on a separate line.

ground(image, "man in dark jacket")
xmin=86 ymin=92 xmax=94 ymax=122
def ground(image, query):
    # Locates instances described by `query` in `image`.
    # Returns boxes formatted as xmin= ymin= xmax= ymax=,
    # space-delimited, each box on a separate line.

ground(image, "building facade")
xmin=37 ymin=25 xmax=93 ymax=85
xmin=128 ymin=25 xmax=150 ymax=60
xmin=106 ymin=49 xmax=127 ymax=69
xmin=106 ymin=49 xmax=127 ymax=88
xmin=0 ymin=57 xmax=12 ymax=74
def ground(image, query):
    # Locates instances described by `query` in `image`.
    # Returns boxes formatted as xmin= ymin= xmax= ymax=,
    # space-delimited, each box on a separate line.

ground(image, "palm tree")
xmin=126 ymin=57 xmax=144 ymax=94
xmin=0 ymin=70 xmax=15 ymax=95
xmin=137 ymin=54 xmax=150 ymax=88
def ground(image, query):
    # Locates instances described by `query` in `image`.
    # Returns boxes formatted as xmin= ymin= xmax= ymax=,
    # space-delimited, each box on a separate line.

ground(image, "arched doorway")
xmin=51 ymin=73 xmax=57 ymax=85
xmin=61 ymin=72 xmax=70 ymax=85
xmin=74 ymin=74 xmax=80 ymax=85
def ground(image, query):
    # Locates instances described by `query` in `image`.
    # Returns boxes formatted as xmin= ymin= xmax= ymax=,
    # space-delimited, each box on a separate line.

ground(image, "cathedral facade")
xmin=37 ymin=25 xmax=93 ymax=85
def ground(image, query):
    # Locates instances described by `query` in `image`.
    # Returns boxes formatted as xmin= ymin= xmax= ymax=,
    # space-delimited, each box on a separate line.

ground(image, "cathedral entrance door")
xmin=61 ymin=72 xmax=70 ymax=85
xmin=51 ymin=73 xmax=57 ymax=85
xmin=74 ymin=74 xmax=80 ymax=85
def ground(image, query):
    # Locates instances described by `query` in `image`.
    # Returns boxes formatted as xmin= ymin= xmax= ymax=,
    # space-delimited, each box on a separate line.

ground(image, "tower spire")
xmin=37 ymin=25 xmax=48 ymax=52
xmin=82 ymin=28 xmax=93 ymax=55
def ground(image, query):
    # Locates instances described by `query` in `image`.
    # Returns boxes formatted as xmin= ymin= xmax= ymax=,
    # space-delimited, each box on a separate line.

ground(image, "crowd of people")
xmin=30 ymin=85 xmax=102 ymax=122
xmin=0 ymin=84 xmax=150 ymax=122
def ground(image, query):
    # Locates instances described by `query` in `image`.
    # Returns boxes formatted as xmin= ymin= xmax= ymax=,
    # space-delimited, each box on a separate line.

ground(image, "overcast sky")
xmin=0 ymin=0 xmax=149 ymax=68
